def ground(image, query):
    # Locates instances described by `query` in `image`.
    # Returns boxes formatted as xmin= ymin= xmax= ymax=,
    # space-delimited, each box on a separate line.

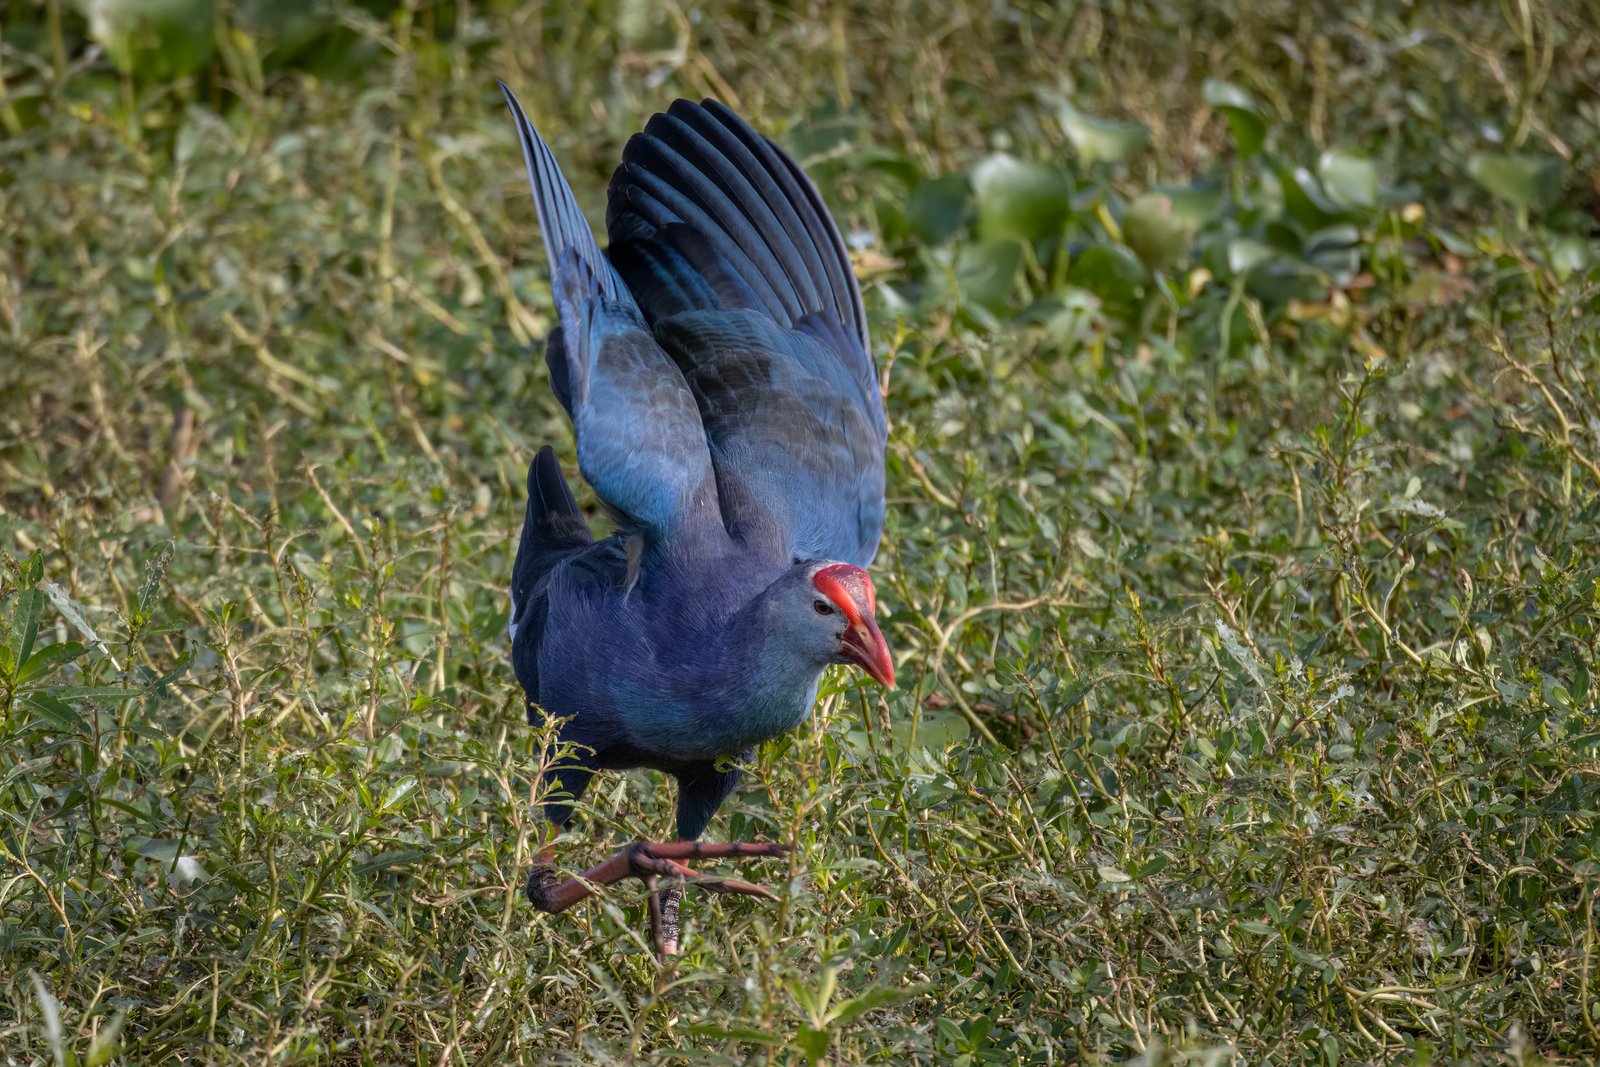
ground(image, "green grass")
xmin=3 ymin=0 xmax=1600 ymax=1062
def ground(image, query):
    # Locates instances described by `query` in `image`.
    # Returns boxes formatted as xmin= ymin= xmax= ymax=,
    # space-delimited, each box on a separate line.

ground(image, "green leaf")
xmin=1226 ymin=237 xmax=1277 ymax=275
xmin=686 ymin=1024 xmax=786 ymax=1047
xmin=1122 ymin=193 xmax=1194 ymax=270
xmin=1317 ymin=149 xmax=1378 ymax=209
xmin=948 ymin=238 xmax=1024 ymax=311
xmin=906 ymin=174 xmax=973 ymax=245
xmin=30 ymin=974 xmax=63 ymax=1058
xmin=1056 ymin=100 xmax=1148 ymax=165
xmin=380 ymin=775 xmax=419 ymax=812
xmin=1468 ymin=152 xmax=1563 ymax=210
xmin=13 ymin=588 xmax=43 ymax=669
xmin=1203 ymin=80 xmax=1267 ymax=157
xmin=892 ymin=708 xmax=970 ymax=752
xmin=794 ymin=1024 xmax=830 ymax=1064
xmin=1137 ymin=854 xmax=1170 ymax=878
xmin=24 ymin=692 xmax=88 ymax=734
xmin=1065 ymin=243 xmax=1148 ymax=319
xmin=82 ymin=0 xmax=220 ymax=81
xmin=53 ymin=685 xmax=143 ymax=702
xmin=1279 ymin=166 xmax=1344 ymax=225
xmin=970 ymin=154 xmax=1073 ymax=241
xmin=827 ymin=982 xmax=926 ymax=1025
xmin=354 ymin=849 xmax=431 ymax=876
xmin=17 ymin=641 xmax=87 ymax=685
xmin=41 ymin=582 xmax=104 ymax=652
xmin=1158 ymin=180 xmax=1227 ymax=228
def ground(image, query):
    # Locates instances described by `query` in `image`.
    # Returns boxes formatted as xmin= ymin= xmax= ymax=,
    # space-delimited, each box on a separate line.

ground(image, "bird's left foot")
xmin=525 ymin=840 xmax=788 ymax=958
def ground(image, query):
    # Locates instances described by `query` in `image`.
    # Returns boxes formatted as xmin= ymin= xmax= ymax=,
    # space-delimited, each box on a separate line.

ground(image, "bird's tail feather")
xmin=510 ymin=446 xmax=591 ymax=641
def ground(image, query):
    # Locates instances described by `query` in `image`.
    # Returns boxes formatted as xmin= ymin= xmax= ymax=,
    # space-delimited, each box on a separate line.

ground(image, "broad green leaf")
xmin=13 ymin=588 xmax=43 ymax=669
xmin=81 ymin=0 xmax=219 ymax=81
xmin=231 ymin=0 xmax=325 ymax=62
xmin=1468 ymin=152 xmax=1563 ymax=210
xmin=42 ymin=582 xmax=104 ymax=652
xmin=1065 ymin=242 xmax=1148 ymax=319
xmin=86 ymin=1011 xmax=127 ymax=1067
xmin=687 ymin=1025 xmax=786 ymax=1047
xmin=905 ymin=174 xmax=973 ymax=245
xmin=1226 ymin=237 xmax=1277 ymax=275
xmin=1548 ymin=235 xmax=1589 ymax=278
xmin=1158 ymin=180 xmax=1227 ymax=227
xmin=1280 ymin=166 xmax=1344 ymax=225
xmin=1304 ymin=224 xmax=1363 ymax=283
xmin=54 ymin=685 xmax=142 ymax=701
xmin=794 ymin=1025 xmax=830 ymax=1064
xmin=1317 ymin=149 xmax=1378 ymax=209
xmin=17 ymin=641 xmax=87 ymax=684
xmin=1056 ymin=100 xmax=1148 ymax=165
xmin=1203 ymin=79 xmax=1267 ymax=156
xmin=1123 ymin=193 xmax=1194 ymax=270
xmin=891 ymin=708 xmax=970 ymax=753
xmin=949 ymin=238 xmax=1024 ymax=311
xmin=971 ymin=154 xmax=1073 ymax=241
xmin=30 ymin=975 xmax=63 ymax=1057
xmin=380 ymin=775 xmax=419 ymax=812
xmin=24 ymin=692 xmax=88 ymax=734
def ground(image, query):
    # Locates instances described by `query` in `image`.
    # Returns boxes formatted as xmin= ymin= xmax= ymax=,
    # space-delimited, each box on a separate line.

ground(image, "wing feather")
xmin=605 ymin=99 xmax=886 ymax=566
xmin=500 ymin=83 xmax=719 ymax=543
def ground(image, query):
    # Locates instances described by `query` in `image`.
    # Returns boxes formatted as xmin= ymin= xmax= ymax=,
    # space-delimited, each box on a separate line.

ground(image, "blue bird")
xmin=498 ymin=83 xmax=892 ymax=956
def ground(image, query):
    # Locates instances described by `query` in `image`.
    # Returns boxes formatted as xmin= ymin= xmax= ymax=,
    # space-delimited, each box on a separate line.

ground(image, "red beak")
xmin=841 ymin=612 xmax=895 ymax=689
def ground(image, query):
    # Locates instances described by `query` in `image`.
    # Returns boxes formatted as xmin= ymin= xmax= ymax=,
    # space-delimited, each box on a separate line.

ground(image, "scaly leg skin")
xmin=655 ymin=883 xmax=684 ymax=957
xmin=525 ymin=840 xmax=787 ymax=958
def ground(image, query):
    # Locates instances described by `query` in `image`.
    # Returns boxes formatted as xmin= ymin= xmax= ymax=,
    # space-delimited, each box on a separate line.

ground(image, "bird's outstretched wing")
xmin=500 ymin=83 xmax=718 ymax=544
xmin=605 ymin=99 xmax=886 ymax=567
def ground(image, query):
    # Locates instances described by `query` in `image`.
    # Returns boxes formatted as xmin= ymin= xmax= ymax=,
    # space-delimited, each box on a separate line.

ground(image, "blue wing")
xmin=604 ymin=99 xmax=886 ymax=567
xmin=500 ymin=83 xmax=719 ymax=544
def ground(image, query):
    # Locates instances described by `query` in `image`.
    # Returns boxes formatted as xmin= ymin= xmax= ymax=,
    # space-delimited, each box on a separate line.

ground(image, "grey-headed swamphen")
xmin=498 ymin=84 xmax=892 ymax=957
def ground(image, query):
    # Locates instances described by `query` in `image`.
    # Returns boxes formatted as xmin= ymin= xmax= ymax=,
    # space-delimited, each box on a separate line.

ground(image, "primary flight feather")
xmin=499 ymin=83 xmax=891 ymax=956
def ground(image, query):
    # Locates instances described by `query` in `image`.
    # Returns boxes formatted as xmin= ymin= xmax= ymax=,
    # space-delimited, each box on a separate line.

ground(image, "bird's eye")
xmin=812 ymin=599 xmax=835 ymax=616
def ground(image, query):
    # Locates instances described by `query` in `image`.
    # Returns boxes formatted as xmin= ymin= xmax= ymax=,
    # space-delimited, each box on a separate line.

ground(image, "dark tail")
xmin=510 ymin=446 xmax=591 ymax=642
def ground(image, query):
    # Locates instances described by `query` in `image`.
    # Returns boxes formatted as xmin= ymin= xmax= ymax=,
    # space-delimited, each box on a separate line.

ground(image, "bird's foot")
xmin=524 ymin=840 xmax=788 ymax=958
xmin=625 ymin=841 xmax=786 ymax=959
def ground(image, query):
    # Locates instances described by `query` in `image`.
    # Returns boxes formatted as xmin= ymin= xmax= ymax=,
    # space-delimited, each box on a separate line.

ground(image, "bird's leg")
xmin=656 ymin=881 xmax=683 ymax=957
xmin=525 ymin=839 xmax=787 ymax=952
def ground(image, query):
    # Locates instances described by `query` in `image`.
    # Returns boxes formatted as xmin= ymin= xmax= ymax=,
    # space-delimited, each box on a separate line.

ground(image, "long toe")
xmin=690 ymin=874 xmax=777 ymax=899
xmin=647 ymin=841 xmax=788 ymax=862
